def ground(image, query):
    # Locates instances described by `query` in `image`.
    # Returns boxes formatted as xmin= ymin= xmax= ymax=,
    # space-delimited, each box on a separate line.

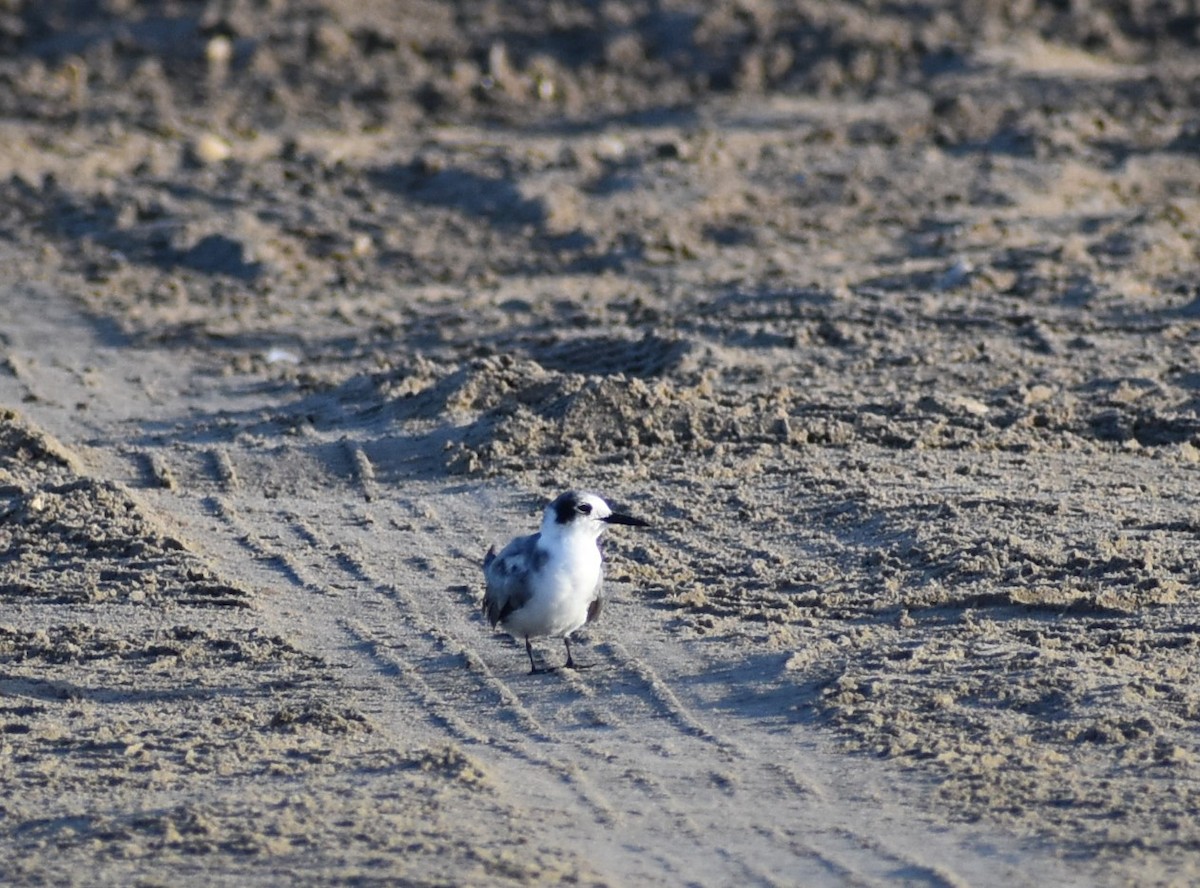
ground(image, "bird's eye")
xmin=577 ymin=502 xmax=593 ymax=514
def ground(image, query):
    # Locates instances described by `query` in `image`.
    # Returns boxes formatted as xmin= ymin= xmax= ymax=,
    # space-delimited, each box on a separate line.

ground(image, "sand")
xmin=2 ymin=2 xmax=1200 ymax=885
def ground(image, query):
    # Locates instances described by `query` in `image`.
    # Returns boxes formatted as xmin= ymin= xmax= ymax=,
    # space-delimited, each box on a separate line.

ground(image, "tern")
xmin=483 ymin=490 xmax=648 ymax=674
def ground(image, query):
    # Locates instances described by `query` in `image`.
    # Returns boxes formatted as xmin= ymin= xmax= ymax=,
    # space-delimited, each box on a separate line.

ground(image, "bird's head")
xmin=541 ymin=490 xmax=648 ymax=540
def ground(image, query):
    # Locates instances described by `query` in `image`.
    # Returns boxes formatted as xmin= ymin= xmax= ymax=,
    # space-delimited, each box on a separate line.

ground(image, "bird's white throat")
xmin=536 ymin=526 xmax=603 ymax=586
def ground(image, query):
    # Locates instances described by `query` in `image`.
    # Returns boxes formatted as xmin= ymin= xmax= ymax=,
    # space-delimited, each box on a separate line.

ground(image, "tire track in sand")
xmin=173 ymin=472 xmax=630 ymax=835
xmin=122 ymin=437 xmax=987 ymax=887
xmin=110 ymin=438 xmax=970 ymax=887
xmin=412 ymin=491 xmax=977 ymax=887
xmin=179 ymin=459 xmax=628 ymax=829
xmin=313 ymin=491 xmax=868 ymax=887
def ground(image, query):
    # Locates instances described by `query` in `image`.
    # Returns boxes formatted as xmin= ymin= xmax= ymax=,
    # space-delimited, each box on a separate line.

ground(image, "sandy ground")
xmin=3 ymin=2 xmax=1200 ymax=885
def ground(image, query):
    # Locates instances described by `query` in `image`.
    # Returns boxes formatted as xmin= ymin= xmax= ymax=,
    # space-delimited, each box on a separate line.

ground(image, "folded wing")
xmin=482 ymin=532 xmax=543 ymax=627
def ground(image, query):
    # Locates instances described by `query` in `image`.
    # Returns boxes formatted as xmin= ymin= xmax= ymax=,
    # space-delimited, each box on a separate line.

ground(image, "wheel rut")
xmin=264 ymin=481 xmax=929 ymax=886
xmin=0 ymin=283 xmax=1093 ymax=886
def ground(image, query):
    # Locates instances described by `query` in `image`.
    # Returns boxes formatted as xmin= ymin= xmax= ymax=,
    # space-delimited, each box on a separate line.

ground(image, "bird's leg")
xmin=562 ymin=636 xmax=596 ymax=671
xmin=526 ymin=637 xmax=553 ymax=675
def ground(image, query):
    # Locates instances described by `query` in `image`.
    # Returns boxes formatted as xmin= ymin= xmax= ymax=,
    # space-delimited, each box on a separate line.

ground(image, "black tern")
xmin=483 ymin=490 xmax=648 ymax=674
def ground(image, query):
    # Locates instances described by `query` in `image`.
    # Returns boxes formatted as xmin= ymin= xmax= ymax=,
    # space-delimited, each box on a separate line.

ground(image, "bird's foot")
xmin=562 ymin=658 xmax=597 ymax=671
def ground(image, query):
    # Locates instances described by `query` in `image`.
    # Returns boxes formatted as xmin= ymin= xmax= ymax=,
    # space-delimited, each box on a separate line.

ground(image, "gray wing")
xmin=585 ymin=577 xmax=603 ymax=625
xmin=482 ymin=532 xmax=544 ymax=628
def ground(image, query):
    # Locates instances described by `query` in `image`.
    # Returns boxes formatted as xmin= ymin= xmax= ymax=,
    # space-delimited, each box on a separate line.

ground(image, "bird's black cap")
xmin=550 ymin=491 xmax=648 ymax=527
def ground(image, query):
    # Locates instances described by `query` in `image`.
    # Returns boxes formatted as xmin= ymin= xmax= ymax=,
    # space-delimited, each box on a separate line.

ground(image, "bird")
xmin=482 ymin=490 xmax=648 ymax=674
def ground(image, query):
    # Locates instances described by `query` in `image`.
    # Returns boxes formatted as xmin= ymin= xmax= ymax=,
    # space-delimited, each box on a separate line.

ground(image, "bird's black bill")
xmin=603 ymin=512 xmax=649 ymax=527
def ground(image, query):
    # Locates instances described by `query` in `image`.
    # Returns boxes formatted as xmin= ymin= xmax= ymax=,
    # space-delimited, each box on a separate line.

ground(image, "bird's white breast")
xmin=503 ymin=536 xmax=602 ymax=639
